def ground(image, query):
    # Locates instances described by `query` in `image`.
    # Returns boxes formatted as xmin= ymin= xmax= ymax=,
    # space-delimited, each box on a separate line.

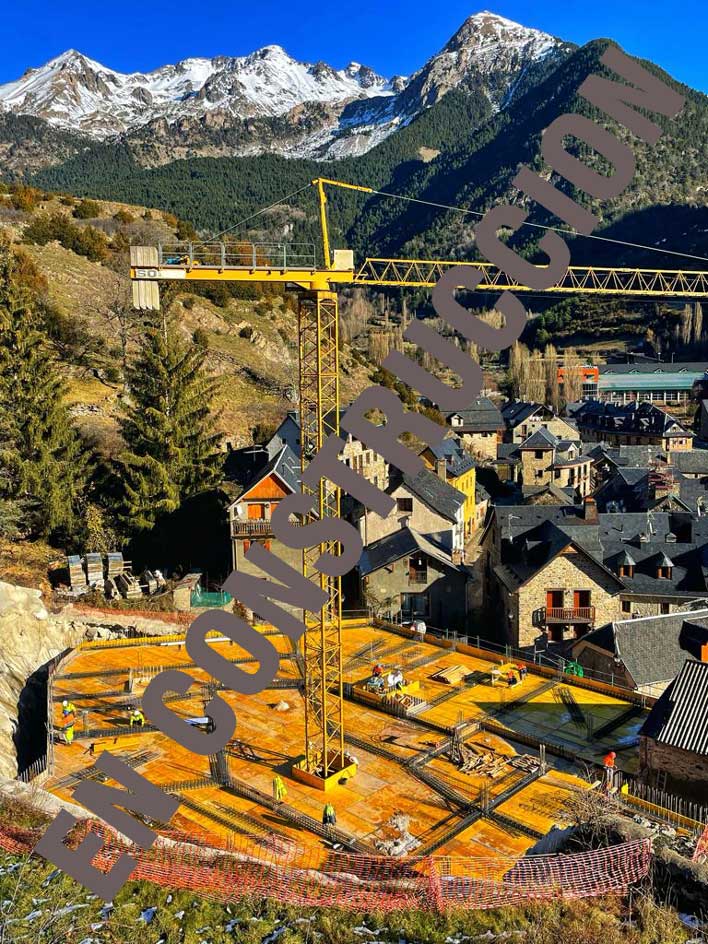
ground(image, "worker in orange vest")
xmin=603 ymin=750 xmax=617 ymax=792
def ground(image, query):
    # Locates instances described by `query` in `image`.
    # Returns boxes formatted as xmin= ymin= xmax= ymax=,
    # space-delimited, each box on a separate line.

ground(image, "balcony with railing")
xmin=534 ymin=606 xmax=596 ymax=627
xmin=408 ymin=572 xmax=429 ymax=585
xmin=230 ymin=518 xmax=274 ymax=538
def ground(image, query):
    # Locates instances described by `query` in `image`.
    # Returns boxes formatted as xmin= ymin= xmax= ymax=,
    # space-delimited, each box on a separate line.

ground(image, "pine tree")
xmin=0 ymin=241 xmax=91 ymax=542
xmin=118 ymin=313 xmax=222 ymax=532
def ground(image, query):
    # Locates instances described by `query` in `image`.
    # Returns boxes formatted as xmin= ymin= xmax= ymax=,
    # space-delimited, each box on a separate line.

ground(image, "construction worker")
xmin=130 ymin=707 xmax=146 ymax=728
xmin=62 ymin=699 xmax=77 ymax=719
xmin=322 ymin=802 xmax=336 ymax=827
xmin=372 ymin=663 xmax=383 ymax=678
xmin=603 ymin=750 xmax=617 ymax=792
xmin=64 ymin=719 xmax=75 ymax=745
xmin=273 ymin=774 xmax=287 ymax=804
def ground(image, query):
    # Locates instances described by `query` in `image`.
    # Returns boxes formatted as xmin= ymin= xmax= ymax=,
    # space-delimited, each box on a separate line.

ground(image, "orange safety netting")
xmin=0 ymin=817 xmax=652 ymax=911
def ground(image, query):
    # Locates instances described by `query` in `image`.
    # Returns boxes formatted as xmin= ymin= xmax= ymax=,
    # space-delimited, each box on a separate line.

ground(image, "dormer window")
xmin=655 ymin=552 xmax=674 ymax=579
xmin=619 ymin=564 xmax=635 ymax=578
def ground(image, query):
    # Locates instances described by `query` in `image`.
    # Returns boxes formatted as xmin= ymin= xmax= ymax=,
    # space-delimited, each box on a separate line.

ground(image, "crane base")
xmin=291 ymin=753 xmax=358 ymax=792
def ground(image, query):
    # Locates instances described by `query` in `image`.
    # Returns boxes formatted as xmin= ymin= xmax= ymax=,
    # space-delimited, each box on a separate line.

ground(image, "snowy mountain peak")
xmin=0 ymin=12 xmax=572 ymax=159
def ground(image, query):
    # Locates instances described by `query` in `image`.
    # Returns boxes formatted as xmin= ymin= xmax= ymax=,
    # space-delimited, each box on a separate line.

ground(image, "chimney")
xmin=436 ymin=458 xmax=448 ymax=481
xmin=583 ymin=496 xmax=598 ymax=523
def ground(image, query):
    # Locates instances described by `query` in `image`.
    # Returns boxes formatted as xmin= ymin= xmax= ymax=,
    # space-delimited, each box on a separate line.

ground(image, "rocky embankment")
xmin=0 ymin=581 xmax=183 ymax=780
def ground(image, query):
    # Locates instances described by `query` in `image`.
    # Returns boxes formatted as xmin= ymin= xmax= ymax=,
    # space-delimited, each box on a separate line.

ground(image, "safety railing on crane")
xmin=158 ymin=242 xmax=317 ymax=270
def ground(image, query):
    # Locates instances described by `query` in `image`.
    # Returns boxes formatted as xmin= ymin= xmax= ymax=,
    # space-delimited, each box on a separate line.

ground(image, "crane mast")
xmin=130 ymin=177 xmax=708 ymax=789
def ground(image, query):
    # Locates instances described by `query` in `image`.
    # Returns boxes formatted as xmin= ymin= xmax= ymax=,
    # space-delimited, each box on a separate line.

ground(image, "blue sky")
xmin=1 ymin=1 xmax=706 ymax=92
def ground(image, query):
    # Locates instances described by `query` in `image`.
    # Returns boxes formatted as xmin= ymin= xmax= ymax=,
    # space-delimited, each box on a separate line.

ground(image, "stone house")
xmin=571 ymin=610 xmax=708 ymax=696
xmin=501 ymin=400 xmax=579 ymax=444
xmin=444 ymin=397 xmax=504 ymax=460
xmin=517 ymin=428 xmax=593 ymax=498
xmin=419 ymin=436 xmax=476 ymax=536
xmin=575 ymin=400 xmax=693 ymax=452
xmin=640 ymin=659 xmax=708 ymax=795
xmin=356 ymin=467 xmax=466 ymax=558
xmin=357 ymin=527 xmax=471 ymax=630
xmin=481 ymin=500 xmax=708 ymax=648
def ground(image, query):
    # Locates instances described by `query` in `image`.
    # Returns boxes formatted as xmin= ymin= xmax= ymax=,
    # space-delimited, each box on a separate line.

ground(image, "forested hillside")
xmin=29 ymin=40 xmax=708 ymax=272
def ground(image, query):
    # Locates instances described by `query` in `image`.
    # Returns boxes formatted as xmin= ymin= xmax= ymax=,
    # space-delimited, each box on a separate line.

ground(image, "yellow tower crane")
xmin=130 ymin=177 xmax=708 ymax=788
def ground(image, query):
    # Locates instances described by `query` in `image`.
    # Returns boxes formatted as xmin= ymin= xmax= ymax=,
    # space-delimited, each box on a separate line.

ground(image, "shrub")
xmin=176 ymin=218 xmax=197 ymax=240
xmin=239 ymin=324 xmax=254 ymax=339
xmin=73 ymin=198 xmax=101 ymax=219
xmin=10 ymin=185 xmax=41 ymax=212
xmin=103 ymin=364 xmax=121 ymax=384
xmin=113 ymin=208 xmax=135 ymax=224
xmin=182 ymin=295 xmax=195 ymax=310
xmin=193 ymin=327 xmax=209 ymax=348
xmin=24 ymin=213 xmax=109 ymax=262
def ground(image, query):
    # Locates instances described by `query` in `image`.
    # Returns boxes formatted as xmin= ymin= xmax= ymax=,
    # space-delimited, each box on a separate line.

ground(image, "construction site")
xmin=2 ymin=179 xmax=707 ymax=914
xmin=4 ymin=616 xmax=669 ymax=910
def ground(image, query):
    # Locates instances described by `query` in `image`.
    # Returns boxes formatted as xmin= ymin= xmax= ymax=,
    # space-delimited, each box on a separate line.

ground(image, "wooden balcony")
xmin=536 ymin=606 xmax=596 ymax=626
xmin=230 ymin=518 xmax=274 ymax=538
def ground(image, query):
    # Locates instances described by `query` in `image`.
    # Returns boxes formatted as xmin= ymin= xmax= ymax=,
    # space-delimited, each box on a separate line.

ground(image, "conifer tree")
xmin=0 ymin=240 xmax=90 ymax=541
xmin=118 ymin=313 xmax=222 ymax=532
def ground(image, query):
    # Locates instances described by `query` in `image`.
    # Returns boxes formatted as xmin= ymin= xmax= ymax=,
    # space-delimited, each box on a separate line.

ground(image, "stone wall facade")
xmin=360 ymin=482 xmax=464 ymax=554
xmin=515 ymin=548 xmax=624 ymax=647
xmin=640 ymin=736 xmax=708 ymax=790
xmin=460 ymin=430 xmax=499 ymax=461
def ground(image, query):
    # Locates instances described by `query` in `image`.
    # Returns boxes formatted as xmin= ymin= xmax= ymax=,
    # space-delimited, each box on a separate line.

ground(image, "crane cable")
xmin=366 ymin=187 xmax=708 ymax=265
xmin=205 ymin=179 xmax=708 ymax=266
xmin=206 ymin=183 xmax=313 ymax=241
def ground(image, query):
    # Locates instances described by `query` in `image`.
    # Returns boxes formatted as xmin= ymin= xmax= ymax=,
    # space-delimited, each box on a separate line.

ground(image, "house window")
xmin=619 ymin=565 xmax=634 ymax=578
xmin=660 ymin=602 xmax=670 ymax=614
xmin=397 ymin=498 xmax=413 ymax=513
xmin=656 ymin=566 xmax=672 ymax=579
xmin=409 ymin=556 xmax=427 ymax=584
xmin=401 ymin=592 xmax=429 ymax=618
xmin=622 ymin=600 xmax=632 ymax=613
xmin=535 ymin=450 xmax=544 ymax=459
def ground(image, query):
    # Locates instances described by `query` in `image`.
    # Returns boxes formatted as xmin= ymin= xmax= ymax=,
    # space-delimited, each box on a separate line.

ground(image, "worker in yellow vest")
xmin=130 ymin=707 xmax=146 ymax=728
xmin=273 ymin=774 xmax=287 ymax=804
xmin=62 ymin=699 xmax=77 ymax=719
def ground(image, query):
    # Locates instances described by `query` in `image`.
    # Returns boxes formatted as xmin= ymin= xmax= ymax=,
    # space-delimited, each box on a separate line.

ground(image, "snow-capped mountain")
xmin=0 ymin=45 xmax=394 ymax=136
xmin=0 ymin=12 xmax=571 ymax=162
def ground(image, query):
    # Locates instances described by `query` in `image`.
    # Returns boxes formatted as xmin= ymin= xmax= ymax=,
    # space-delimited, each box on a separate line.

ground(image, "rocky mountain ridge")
xmin=0 ymin=12 xmax=570 ymax=161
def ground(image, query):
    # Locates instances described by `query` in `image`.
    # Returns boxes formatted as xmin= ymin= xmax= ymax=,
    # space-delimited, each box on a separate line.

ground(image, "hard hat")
xmin=62 ymin=700 xmax=68 ymax=707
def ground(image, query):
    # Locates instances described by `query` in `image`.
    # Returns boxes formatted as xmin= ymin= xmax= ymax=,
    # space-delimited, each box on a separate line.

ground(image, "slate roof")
xmin=425 ymin=437 xmax=475 ymax=477
xmin=641 ymin=660 xmax=708 ymax=755
xmin=500 ymin=400 xmax=549 ymax=427
xmin=445 ymin=397 xmax=504 ymax=432
xmin=594 ymin=466 xmax=708 ymax=514
xmin=492 ymin=504 xmax=708 ymax=598
xmin=391 ymin=468 xmax=465 ymax=522
xmin=358 ymin=527 xmax=459 ymax=577
xmin=519 ymin=428 xmax=558 ymax=450
xmin=575 ymin=400 xmax=692 ymax=439
xmin=579 ymin=610 xmax=708 ymax=687
xmin=670 ymin=451 xmax=708 ymax=475
xmin=233 ymin=444 xmax=300 ymax=502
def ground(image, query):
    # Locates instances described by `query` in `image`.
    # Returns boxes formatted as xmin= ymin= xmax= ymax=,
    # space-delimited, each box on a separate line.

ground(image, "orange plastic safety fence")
xmin=0 ymin=818 xmax=652 ymax=912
